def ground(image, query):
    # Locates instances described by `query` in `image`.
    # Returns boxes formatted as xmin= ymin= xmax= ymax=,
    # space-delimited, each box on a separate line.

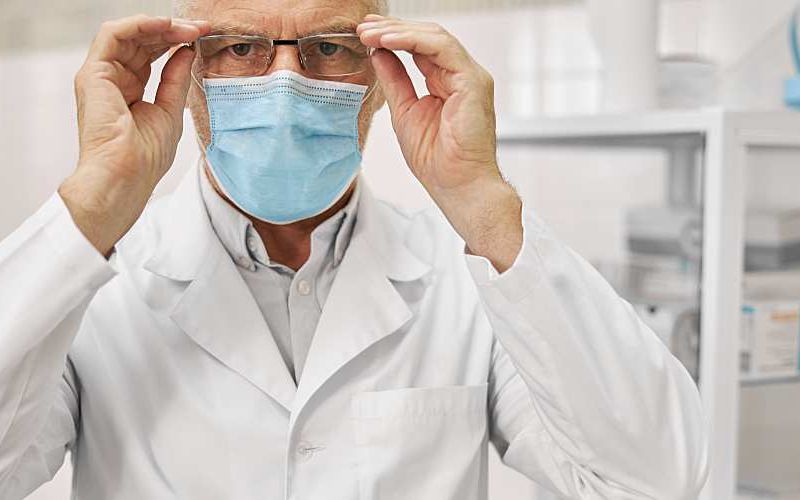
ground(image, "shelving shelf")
xmin=497 ymin=109 xmax=800 ymax=500
xmin=741 ymin=374 xmax=800 ymax=387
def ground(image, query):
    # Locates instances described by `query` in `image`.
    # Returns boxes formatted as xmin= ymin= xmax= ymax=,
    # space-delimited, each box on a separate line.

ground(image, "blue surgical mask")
xmin=202 ymin=70 xmax=368 ymax=224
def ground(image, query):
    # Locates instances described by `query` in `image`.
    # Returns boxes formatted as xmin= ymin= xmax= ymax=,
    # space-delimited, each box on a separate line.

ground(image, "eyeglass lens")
xmin=196 ymin=35 xmax=373 ymax=80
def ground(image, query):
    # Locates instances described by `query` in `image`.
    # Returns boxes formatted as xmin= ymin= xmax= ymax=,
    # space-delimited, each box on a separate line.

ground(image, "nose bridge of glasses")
xmin=270 ymin=40 xmax=306 ymax=73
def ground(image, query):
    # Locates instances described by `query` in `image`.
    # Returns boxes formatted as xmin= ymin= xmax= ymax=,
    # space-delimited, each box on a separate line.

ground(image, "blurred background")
xmin=3 ymin=0 xmax=800 ymax=499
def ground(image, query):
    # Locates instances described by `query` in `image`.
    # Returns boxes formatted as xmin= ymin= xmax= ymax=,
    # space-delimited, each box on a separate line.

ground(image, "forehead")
xmin=195 ymin=0 xmax=374 ymax=37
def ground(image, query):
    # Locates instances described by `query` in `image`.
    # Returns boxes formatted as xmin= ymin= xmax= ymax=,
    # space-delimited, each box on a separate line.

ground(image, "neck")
xmin=203 ymin=167 xmax=355 ymax=272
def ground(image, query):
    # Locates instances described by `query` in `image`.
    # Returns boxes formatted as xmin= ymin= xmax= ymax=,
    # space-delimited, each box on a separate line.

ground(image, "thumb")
xmin=370 ymin=49 xmax=418 ymax=124
xmin=154 ymin=46 xmax=195 ymax=122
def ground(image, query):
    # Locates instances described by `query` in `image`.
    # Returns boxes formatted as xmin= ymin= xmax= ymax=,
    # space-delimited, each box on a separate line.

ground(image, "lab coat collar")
xmin=143 ymin=167 xmax=297 ymax=412
xmin=141 ymin=165 xmax=432 ymax=418
xmin=291 ymin=184 xmax=433 ymax=422
xmin=144 ymin=166 xmax=216 ymax=281
xmin=143 ymin=164 xmax=431 ymax=288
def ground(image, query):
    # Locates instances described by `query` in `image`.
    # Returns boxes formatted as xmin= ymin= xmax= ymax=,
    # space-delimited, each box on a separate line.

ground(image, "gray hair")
xmin=173 ymin=0 xmax=389 ymax=17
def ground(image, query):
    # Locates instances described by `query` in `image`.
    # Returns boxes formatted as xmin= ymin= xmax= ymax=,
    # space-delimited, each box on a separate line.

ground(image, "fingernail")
xmin=362 ymin=27 xmax=390 ymax=37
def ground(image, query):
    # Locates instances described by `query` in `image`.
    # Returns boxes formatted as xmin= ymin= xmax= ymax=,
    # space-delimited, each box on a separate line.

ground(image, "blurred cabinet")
xmin=497 ymin=110 xmax=800 ymax=500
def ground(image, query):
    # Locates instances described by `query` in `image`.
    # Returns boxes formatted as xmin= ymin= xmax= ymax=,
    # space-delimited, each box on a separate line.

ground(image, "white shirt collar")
xmin=198 ymin=167 xmax=360 ymax=272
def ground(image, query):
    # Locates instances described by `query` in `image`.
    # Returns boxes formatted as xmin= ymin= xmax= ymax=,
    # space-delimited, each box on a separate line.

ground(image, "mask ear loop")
xmin=362 ymin=80 xmax=380 ymax=105
xmin=360 ymin=47 xmax=381 ymax=105
xmin=191 ymin=70 xmax=207 ymax=95
xmin=182 ymin=42 xmax=207 ymax=94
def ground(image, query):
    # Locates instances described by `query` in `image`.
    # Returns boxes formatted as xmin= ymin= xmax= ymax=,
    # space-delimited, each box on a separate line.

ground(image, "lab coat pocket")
xmin=351 ymin=384 xmax=489 ymax=500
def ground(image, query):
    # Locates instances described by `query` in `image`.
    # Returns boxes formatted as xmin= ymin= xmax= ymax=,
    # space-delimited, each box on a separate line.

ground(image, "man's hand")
xmin=59 ymin=15 xmax=210 ymax=256
xmin=358 ymin=15 xmax=522 ymax=272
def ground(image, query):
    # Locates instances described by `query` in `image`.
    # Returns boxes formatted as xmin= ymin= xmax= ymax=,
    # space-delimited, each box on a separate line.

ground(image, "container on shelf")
xmin=587 ymin=0 xmax=659 ymax=112
xmin=740 ymin=301 xmax=800 ymax=380
xmin=626 ymin=205 xmax=800 ymax=271
xmin=659 ymin=56 xmax=718 ymax=109
xmin=740 ymin=271 xmax=800 ymax=383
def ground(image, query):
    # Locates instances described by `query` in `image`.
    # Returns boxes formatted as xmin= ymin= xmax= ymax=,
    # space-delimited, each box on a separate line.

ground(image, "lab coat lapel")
xmin=291 ymin=184 xmax=432 ymax=423
xmin=144 ymin=166 xmax=297 ymax=412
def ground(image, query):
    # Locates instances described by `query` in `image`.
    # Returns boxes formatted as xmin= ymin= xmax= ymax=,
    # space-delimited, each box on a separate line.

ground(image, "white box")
xmin=740 ymin=301 xmax=800 ymax=379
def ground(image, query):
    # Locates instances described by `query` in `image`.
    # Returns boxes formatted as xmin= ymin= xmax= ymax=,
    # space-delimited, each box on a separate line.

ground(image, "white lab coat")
xmin=0 ymin=167 xmax=707 ymax=499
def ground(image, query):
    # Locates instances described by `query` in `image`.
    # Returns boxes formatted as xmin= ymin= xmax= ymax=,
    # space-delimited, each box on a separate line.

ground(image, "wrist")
xmin=433 ymin=172 xmax=524 ymax=273
xmin=58 ymin=169 xmax=148 ymax=257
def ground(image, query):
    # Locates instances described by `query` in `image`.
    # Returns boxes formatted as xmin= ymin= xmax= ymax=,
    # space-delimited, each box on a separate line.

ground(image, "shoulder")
xmin=114 ymin=194 xmax=173 ymax=268
xmin=369 ymin=195 xmax=469 ymax=277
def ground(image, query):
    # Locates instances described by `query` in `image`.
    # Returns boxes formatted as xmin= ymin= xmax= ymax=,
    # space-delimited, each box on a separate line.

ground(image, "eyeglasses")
xmin=195 ymin=33 xmax=374 ymax=81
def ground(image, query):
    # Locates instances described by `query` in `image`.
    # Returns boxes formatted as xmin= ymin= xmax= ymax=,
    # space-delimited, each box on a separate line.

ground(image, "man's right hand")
xmin=58 ymin=15 xmax=210 ymax=257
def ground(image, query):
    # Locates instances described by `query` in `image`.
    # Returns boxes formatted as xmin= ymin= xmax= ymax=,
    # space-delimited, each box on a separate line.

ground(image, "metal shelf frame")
xmin=497 ymin=109 xmax=800 ymax=500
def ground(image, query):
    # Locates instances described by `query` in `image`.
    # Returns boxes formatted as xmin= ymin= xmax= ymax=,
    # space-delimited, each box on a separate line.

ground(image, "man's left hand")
xmin=358 ymin=15 xmax=523 ymax=272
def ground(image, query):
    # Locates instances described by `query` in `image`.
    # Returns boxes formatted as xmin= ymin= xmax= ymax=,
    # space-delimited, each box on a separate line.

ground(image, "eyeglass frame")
xmin=192 ymin=33 xmax=376 ymax=79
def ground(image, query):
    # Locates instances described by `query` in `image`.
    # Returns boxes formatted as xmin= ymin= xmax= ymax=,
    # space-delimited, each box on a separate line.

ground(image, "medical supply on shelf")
xmin=740 ymin=301 xmax=800 ymax=379
xmin=587 ymin=0 xmax=659 ymax=112
xmin=741 ymin=271 xmax=800 ymax=381
xmin=627 ymin=205 xmax=800 ymax=271
xmin=659 ymin=56 xmax=717 ymax=109
xmin=599 ymin=263 xmax=800 ymax=383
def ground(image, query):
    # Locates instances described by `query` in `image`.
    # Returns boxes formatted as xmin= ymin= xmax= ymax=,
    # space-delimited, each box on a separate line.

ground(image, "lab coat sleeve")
xmin=0 ymin=193 xmax=116 ymax=496
xmin=466 ymin=207 xmax=709 ymax=499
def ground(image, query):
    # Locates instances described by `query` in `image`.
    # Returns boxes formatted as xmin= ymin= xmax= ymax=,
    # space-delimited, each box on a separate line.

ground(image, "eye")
xmin=318 ymin=42 xmax=341 ymax=56
xmin=228 ymin=43 xmax=253 ymax=57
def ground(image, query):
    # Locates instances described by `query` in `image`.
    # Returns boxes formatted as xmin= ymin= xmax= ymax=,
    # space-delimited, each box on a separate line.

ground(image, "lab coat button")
xmin=246 ymin=236 xmax=258 ymax=253
xmin=297 ymin=279 xmax=312 ymax=296
xmin=296 ymin=442 xmax=323 ymax=461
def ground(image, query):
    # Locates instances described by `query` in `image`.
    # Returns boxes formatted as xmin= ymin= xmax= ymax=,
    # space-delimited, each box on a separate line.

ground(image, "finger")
xmin=412 ymin=54 xmax=450 ymax=98
xmin=90 ymin=16 xmax=208 ymax=65
xmin=133 ymin=64 xmax=152 ymax=95
xmin=360 ymin=25 xmax=469 ymax=72
xmin=127 ymin=44 xmax=171 ymax=76
xmin=358 ymin=18 xmax=440 ymax=35
xmin=104 ymin=15 xmax=172 ymax=41
xmin=134 ymin=45 xmax=182 ymax=92
xmin=149 ymin=46 xmax=172 ymax=64
xmin=362 ymin=14 xmax=412 ymax=24
xmin=370 ymin=49 xmax=418 ymax=123
xmin=102 ymin=15 xmax=208 ymax=42
xmin=154 ymin=46 xmax=195 ymax=122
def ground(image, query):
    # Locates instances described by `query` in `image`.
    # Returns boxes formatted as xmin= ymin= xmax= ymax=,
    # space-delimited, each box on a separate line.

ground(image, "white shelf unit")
xmin=497 ymin=109 xmax=800 ymax=500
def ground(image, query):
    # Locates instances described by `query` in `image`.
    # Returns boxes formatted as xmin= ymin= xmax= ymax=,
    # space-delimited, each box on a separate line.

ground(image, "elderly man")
xmin=0 ymin=0 xmax=707 ymax=498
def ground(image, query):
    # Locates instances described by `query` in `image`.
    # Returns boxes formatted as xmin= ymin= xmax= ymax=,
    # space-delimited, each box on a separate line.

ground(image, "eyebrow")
xmin=208 ymin=23 xmax=273 ymax=38
xmin=297 ymin=21 xmax=359 ymax=38
xmin=208 ymin=20 xmax=359 ymax=39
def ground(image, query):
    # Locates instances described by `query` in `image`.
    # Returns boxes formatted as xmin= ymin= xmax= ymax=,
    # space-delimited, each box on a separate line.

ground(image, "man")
xmin=0 ymin=0 xmax=708 ymax=498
